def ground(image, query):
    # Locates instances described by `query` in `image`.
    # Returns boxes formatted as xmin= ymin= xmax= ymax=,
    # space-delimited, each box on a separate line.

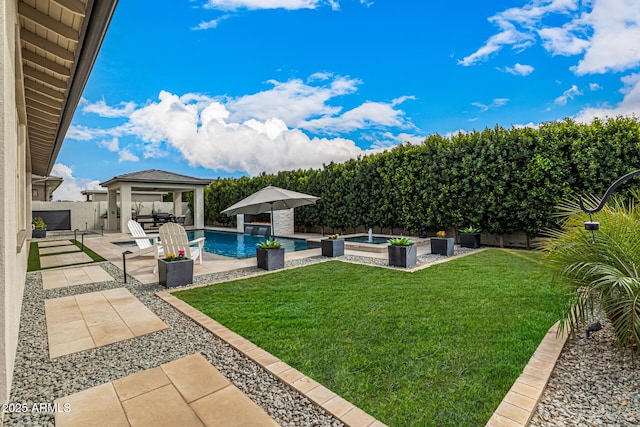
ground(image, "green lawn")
xmin=27 ymin=240 xmax=106 ymax=271
xmin=175 ymin=249 xmax=567 ymax=426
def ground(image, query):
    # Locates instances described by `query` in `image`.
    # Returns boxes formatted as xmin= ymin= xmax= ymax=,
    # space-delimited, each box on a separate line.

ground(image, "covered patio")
xmin=100 ymin=170 xmax=212 ymax=233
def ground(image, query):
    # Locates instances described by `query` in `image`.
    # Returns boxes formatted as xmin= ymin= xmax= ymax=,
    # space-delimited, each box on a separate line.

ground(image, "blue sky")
xmin=53 ymin=0 xmax=640 ymax=200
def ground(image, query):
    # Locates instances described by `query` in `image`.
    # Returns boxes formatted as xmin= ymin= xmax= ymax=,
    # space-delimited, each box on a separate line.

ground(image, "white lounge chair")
xmin=158 ymin=223 xmax=205 ymax=265
xmin=126 ymin=220 xmax=164 ymax=260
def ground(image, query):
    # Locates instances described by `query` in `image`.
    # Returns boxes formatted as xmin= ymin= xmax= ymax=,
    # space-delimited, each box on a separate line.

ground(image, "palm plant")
xmin=542 ymin=193 xmax=640 ymax=355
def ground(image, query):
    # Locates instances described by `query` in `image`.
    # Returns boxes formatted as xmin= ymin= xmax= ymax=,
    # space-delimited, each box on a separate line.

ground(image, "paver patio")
xmin=40 ymin=252 xmax=93 ymax=269
xmin=38 ymin=244 xmax=81 ymax=255
xmin=38 ymin=240 xmax=74 ymax=247
xmin=44 ymin=287 xmax=168 ymax=358
xmin=41 ymin=265 xmax=114 ymax=289
xmin=54 ymin=353 xmax=280 ymax=427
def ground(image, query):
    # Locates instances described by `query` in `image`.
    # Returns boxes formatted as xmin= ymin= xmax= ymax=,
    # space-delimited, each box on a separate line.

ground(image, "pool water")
xmin=344 ymin=235 xmax=390 ymax=244
xmin=187 ymin=230 xmax=308 ymax=258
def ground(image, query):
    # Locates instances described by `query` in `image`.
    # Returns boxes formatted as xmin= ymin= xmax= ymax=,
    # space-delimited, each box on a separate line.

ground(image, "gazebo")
xmin=100 ymin=170 xmax=212 ymax=233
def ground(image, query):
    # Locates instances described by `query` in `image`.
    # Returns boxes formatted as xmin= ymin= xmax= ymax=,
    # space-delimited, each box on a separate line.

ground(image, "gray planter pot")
xmin=431 ymin=237 xmax=454 ymax=256
xmin=32 ymin=229 xmax=46 ymax=238
xmin=388 ymin=244 xmax=417 ymax=268
xmin=158 ymin=258 xmax=194 ymax=288
xmin=321 ymin=239 xmax=344 ymax=257
xmin=460 ymin=233 xmax=481 ymax=249
xmin=256 ymin=247 xmax=285 ymax=271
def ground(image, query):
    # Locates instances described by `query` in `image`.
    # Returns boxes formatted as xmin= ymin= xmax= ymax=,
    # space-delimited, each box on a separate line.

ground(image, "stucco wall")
xmin=0 ymin=0 xmax=29 ymax=404
xmin=32 ymin=201 xmax=193 ymax=231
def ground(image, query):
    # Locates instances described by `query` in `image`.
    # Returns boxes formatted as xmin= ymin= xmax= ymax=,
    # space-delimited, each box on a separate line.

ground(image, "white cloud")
xmin=302 ymin=100 xmax=411 ymax=132
xmin=589 ymin=82 xmax=602 ymax=91
xmin=461 ymin=0 xmax=640 ymax=76
xmin=226 ymin=75 xmax=360 ymax=127
xmin=118 ymin=148 xmax=140 ymax=162
xmin=83 ymin=99 xmax=137 ymax=118
xmin=575 ymin=74 xmax=640 ymax=122
xmin=471 ymin=98 xmax=510 ymax=112
xmin=51 ymin=163 xmax=102 ymax=201
xmin=458 ymin=25 xmax=533 ymax=66
xmin=555 ymin=84 xmax=583 ymax=105
xmin=97 ymin=137 xmax=141 ymax=162
xmin=538 ymin=22 xmax=589 ymax=55
xmin=192 ymin=14 xmax=233 ymax=30
xmin=124 ymin=91 xmax=368 ymax=175
xmin=620 ymin=73 xmax=640 ymax=94
xmin=77 ymin=74 xmax=414 ymax=176
xmin=203 ymin=0 xmax=332 ymax=11
xmin=573 ymin=0 xmax=640 ymax=74
xmin=99 ymin=137 xmax=119 ymax=152
xmin=458 ymin=0 xmax=577 ymax=66
xmin=503 ymin=63 xmax=535 ymax=76
xmin=67 ymin=125 xmax=100 ymax=141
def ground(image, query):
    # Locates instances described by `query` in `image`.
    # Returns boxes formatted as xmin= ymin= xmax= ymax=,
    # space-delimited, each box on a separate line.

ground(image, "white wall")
xmin=32 ymin=201 xmax=193 ymax=231
xmin=0 ymin=0 xmax=29 ymax=404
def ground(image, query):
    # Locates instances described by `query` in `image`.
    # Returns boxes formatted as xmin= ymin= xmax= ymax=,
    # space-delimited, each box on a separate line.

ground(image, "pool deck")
xmin=87 ymin=227 xmax=433 ymax=285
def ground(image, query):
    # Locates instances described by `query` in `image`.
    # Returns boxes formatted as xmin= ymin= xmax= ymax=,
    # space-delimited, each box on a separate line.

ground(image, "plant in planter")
xmin=256 ymin=239 xmax=285 ymax=271
xmin=32 ymin=217 xmax=47 ymax=238
xmin=459 ymin=226 xmax=481 ymax=249
xmin=387 ymin=236 xmax=417 ymax=268
xmin=321 ymin=234 xmax=344 ymax=257
xmin=158 ymin=250 xmax=193 ymax=288
xmin=431 ymin=230 xmax=454 ymax=256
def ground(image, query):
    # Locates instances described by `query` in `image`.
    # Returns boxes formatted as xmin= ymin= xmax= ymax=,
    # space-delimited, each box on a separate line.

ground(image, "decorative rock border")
xmin=157 ymin=291 xmax=388 ymax=427
xmin=486 ymin=322 xmax=567 ymax=426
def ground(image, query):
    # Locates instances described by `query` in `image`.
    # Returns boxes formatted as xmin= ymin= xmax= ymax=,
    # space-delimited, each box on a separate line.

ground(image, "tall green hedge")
xmin=205 ymin=116 xmax=640 ymax=237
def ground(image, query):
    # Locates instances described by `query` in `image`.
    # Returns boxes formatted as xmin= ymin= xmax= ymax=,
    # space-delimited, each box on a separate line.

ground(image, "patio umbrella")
xmin=221 ymin=185 xmax=320 ymax=237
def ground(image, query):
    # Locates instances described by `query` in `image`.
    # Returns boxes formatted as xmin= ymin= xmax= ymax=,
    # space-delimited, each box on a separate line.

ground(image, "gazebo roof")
xmin=100 ymin=169 xmax=212 ymax=188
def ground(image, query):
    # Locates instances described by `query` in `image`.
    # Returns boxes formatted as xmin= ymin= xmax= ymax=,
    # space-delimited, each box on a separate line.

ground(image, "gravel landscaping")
xmin=6 ymin=246 xmax=640 ymax=426
xmin=529 ymin=312 xmax=640 ymax=427
xmin=5 ymin=261 xmax=343 ymax=426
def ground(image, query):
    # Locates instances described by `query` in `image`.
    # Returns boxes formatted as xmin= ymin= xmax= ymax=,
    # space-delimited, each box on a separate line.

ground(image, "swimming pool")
xmin=187 ymin=230 xmax=308 ymax=258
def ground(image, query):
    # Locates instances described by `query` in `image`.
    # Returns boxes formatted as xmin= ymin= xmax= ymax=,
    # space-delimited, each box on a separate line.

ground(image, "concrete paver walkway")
xmin=54 ymin=353 xmax=279 ymax=427
xmin=38 ymin=240 xmax=74 ymax=247
xmin=38 ymin=244 xmax=80 ymax=255
xmin=41 ymin=265 xmax=114 ymax=289
xmin=40 ymin=252 xmax=93 ymax=269
xmin=45 ymin=287 xmax=168 ymax=358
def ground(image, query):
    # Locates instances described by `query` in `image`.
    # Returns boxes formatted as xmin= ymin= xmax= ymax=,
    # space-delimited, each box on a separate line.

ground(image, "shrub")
xmin=460 ymin=226 xmax=480 ymax=234
xmin=32 ymin=217 xmax=46 ymax=230
xmin=387 ymin=236 xmax=415 ymax=246
xmin=256 ymin=239 xmax=282 ymax=249
xmin=542 ymin=194 xmax=640 ymax=355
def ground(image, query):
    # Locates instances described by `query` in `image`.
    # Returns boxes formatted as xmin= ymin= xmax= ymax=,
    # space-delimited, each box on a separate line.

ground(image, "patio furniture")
xmin=154 ymin=212 xmax=176 ymax=226
xmin=158 ymin=223 xmax=205 ymax=266
xmin=134 ymin=214 xmax=155 ymax=229
xmin=126 ymin=220 xmax=164 ymax=261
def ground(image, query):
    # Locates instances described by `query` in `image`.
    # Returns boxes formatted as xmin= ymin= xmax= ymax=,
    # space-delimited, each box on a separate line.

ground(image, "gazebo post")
xmin=173 ymin=191 xmax=183 ymax=218
xmin=120 ymin=184 xmax=132 ymax=234
xmin=194 ymin=187 xmax=205 ymax=229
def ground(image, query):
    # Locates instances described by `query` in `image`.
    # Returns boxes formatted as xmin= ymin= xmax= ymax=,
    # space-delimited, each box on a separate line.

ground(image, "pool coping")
xmin=156 ymin=290 xmax=388 ymax=427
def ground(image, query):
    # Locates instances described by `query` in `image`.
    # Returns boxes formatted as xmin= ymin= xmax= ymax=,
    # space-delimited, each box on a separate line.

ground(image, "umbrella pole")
xmin=270 ymin=204 xmax=274 ymax=238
